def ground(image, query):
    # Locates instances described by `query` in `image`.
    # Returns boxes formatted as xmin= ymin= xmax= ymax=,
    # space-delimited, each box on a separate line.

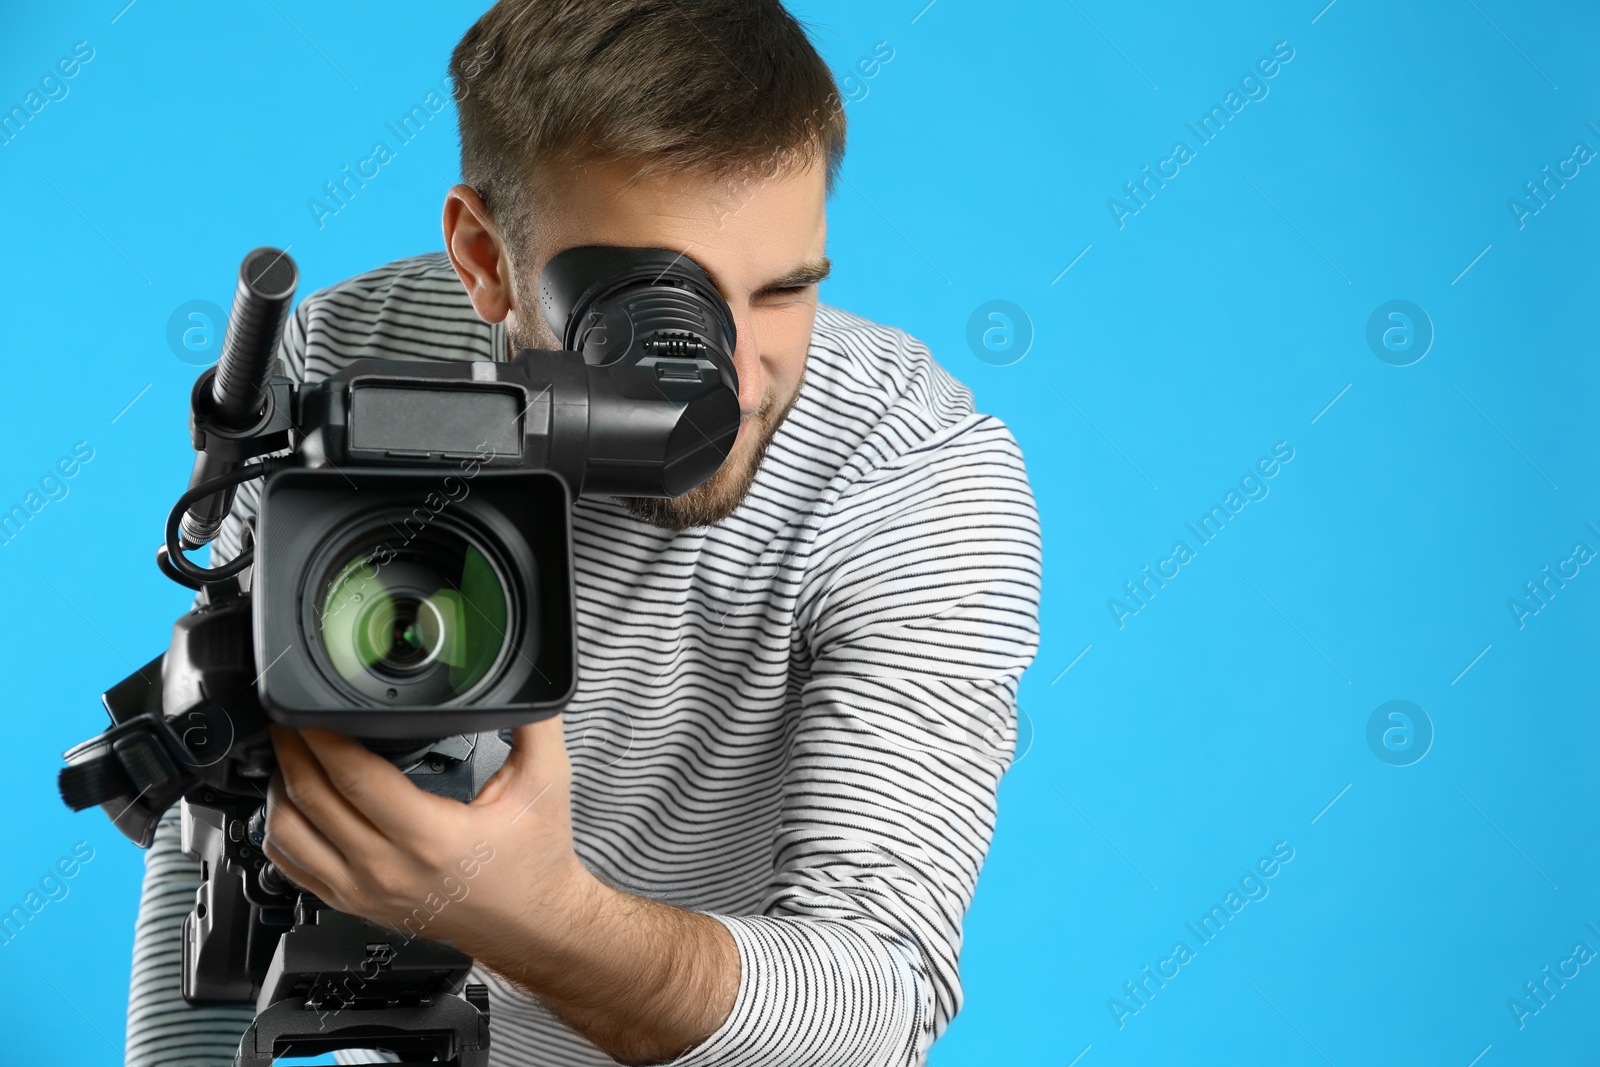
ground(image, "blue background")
xmin=2 ymin=1 xmax=1596 ymax=1064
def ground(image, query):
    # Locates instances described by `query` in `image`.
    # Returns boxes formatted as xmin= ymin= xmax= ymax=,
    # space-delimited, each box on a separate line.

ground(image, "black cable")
xmin=155 ymin=544 xmax=205 ymax=591
xmin=160 ymin=460 xmax=284 ymax=587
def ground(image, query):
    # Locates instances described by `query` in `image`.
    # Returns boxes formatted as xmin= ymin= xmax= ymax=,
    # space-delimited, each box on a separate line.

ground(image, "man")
xmin=127 ymin=2 xmax=1042 ymax=1064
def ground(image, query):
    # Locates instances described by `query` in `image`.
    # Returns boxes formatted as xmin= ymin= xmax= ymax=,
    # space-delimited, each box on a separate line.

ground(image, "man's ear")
xmin=442 ymin=184 xmax=515 ymax=325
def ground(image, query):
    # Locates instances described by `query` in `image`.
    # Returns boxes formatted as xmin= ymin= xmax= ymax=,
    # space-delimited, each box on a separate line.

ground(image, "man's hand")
xmin=263 ymin=718 xmax=739 ymax=1065
xmin=264 ymin=719 xmax=582 ymax=944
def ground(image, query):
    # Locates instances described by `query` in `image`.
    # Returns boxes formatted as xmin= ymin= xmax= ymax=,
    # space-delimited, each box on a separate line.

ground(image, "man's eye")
xmin=761 ymin=285 xmax=809 ymax=298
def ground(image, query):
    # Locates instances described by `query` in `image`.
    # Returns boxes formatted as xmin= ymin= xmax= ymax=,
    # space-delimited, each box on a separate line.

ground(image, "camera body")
xmin=57 ymin=244 xmax=740 ymax=1065
xmin=251 ymin=371 xmax=582 ymax=740
xmin=62 ymin=241 xmax=738 ymax=819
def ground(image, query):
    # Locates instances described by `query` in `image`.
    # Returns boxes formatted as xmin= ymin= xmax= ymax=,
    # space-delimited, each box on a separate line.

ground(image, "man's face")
xmin=500 ymin=156 xmax=830 ymax=531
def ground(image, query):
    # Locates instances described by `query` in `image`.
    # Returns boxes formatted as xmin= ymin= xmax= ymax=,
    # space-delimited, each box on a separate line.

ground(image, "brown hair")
xmin=449 ymin=0 xmax=847 ymax=252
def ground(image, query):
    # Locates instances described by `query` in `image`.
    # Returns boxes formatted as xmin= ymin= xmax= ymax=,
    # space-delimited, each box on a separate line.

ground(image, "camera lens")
xmin=313 ymin=521 xmax=513 ymax=706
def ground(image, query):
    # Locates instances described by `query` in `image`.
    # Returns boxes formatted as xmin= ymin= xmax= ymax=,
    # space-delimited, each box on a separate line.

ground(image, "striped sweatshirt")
xmin=126 ymin=251 xmax=1042 ymax=1067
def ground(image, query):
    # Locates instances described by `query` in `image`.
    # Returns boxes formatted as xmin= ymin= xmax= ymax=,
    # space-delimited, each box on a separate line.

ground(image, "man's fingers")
xmin=264 ymin=772 xmax=358 ymax=901
xmin=262 ymin=831 xmax=339 ymax=905
xmin=295 ymin=727 xmax=447 ymax=840
xmin=473 ymin=714 xmax=567 ymax=811
xmin=270 ymin=726 xmax=388 ymax=854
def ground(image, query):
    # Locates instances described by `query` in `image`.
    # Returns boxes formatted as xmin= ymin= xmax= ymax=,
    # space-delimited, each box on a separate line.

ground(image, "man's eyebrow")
xmin=754 ymin=256 xmax=832 ymax=295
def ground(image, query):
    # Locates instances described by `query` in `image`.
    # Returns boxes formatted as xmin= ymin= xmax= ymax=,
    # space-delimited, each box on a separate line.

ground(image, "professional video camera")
xmin=56 ymin=245 xmax=739 ymax=1066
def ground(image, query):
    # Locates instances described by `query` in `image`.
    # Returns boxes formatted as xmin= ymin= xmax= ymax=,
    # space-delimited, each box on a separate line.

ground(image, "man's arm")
xmin=668 ymin=414 xmax=1044 ymax=1065
xmin=266 ymin=720 xmax=740 ymax=1065
xmin=267 ymin=411 xmax=1041 ymax=1066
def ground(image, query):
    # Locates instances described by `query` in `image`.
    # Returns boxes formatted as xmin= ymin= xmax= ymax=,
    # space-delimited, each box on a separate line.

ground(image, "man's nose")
xmin=729 ymin=307 xmax=764 ymax=415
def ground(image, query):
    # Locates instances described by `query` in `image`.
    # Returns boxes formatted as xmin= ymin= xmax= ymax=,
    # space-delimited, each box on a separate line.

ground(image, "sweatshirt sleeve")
xmin=665 ymin=415 xmax=1043 ymax=1066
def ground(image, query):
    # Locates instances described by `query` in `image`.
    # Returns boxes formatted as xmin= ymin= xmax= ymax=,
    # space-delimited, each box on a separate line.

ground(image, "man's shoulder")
xmin=302 ymin=250 xmax=470 ymax=311
xmin=291 ymin=251 xmax=493 ymax=373
xmin=779 ymin=305 xmax=1040 ymax=642
xmin=788 ymin=303 xmax=1028 ymax=497
xmin=806 ymin=302 xmax=971 ymax=430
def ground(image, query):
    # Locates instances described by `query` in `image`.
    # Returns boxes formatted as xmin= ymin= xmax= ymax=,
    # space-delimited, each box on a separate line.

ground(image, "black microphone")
xmin=178 ymin=248 xmax=298 ymax=549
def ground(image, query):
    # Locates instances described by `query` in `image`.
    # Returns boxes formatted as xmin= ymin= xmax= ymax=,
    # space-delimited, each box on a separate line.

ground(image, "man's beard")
xmin=505 ymin=290 xmax=803 ymax=532
xmin=616 ymin=371 xmax=802 ymax=531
